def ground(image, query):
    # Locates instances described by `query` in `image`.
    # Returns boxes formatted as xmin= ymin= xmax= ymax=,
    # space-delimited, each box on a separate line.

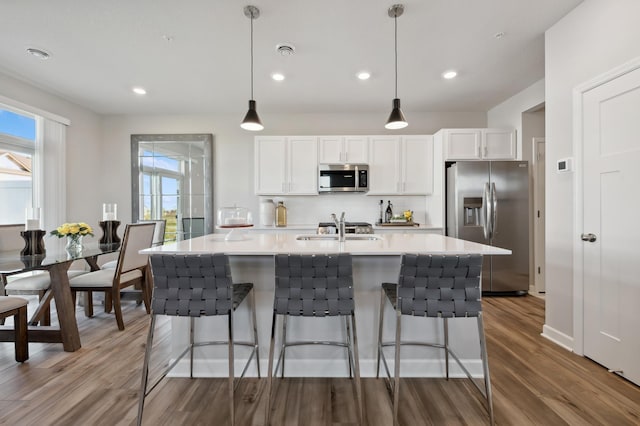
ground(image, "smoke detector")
xmin=276 ymin=44 xmax=295 ymax=56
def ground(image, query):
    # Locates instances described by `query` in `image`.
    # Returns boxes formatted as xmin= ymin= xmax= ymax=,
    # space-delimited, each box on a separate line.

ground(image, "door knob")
xmin=581 ymin=233 xmax=597 ymax=242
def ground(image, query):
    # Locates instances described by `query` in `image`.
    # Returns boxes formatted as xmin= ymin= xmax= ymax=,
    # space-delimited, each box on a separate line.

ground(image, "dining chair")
xmin=137 ymin=253 xmax=260 ymax=426
xmin=265 ymin=253 xmax=363 ymax=425
xmin=0 ymin=224 xmax=86 ymax=326
xmin=0 ymin=295 xmax=29 ymax=362
xmin=376 ymin=254 xmax=494 ymax=426
xmin=102 ymin=219 xmax=166 ymax=270
xmin=182 ymin=217 xmax=205 ymax=240
xmin=68 ymin=222 xmax=155 ymax=330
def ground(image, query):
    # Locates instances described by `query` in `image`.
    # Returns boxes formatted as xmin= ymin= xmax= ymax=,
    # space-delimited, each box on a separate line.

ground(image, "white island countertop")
xmin=143 ymin=232 xmax=511 ymax=256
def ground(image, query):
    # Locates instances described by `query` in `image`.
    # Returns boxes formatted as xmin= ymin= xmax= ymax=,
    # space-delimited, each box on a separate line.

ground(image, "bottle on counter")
xmin=275 ymin=201 xmax=287 ymax=227
xmin=385 ymin=200 xmax=393 ymax=223
xmin=379 ymin=200 xmax=384 ymax=224
xmin=260 ymin=198 xmax=275 ymax=226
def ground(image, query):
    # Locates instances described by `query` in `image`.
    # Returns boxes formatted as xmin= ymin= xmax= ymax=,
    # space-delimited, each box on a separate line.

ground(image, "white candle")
xmin=102 ymin=203 xmax=117 ymax=221
xmin=25 ymin=219 xmax=40 ymax=230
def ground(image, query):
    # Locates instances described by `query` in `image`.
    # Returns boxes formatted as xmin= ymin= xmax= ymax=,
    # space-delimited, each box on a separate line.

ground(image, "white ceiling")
xmin=0 ymin=0 xmax=583 ymax=116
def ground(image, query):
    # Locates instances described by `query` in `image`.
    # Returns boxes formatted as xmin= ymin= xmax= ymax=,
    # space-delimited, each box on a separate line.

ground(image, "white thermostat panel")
xmin=557 ymin=157 xmax=573 ymax=173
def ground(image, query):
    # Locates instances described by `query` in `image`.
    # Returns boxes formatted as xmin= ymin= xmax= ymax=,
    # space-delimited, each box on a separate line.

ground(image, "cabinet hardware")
xmin=581 ymin=233 xmax=597 ymax=242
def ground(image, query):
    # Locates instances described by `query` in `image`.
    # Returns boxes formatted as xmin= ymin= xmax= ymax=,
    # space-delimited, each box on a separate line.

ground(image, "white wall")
xmin=0 ymin=72 xmax=103 ymax=231
xmin=545 ymin=0 xmax=640 ymax=342
xmin=102 ymin=111 xmax=486 ymax=227
xmin=487 ymin=78 xmax=545 ymax=160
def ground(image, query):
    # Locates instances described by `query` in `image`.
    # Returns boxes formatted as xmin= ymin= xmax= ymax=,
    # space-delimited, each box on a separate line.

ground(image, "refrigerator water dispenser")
xmin=463 ymin=197 xmax=482 ymax=226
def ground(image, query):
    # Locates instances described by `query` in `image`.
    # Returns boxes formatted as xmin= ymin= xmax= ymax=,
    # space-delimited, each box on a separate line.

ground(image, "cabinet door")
xmin=444 ymin=129 xmax=482 ymax=160
xmin=288 ymin=136 xmax=318 ymax=194
xmin=344 ymin=136 xmax=369 ymax=163
xmin=368 ymin=136 xmax=401 ymax=194
xmin=255 ymin=137 xmax=287 ymax=195
xmin=402 ymin=135 xmax=433 ymax=194
xmin=482 ymin=129 xmax=516 ymax=159
xmin=318 ymin=136 xmax=343 ymax=163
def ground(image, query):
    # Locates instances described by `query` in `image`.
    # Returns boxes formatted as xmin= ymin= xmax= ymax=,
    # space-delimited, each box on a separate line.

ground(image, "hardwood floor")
xmin=0 ymin=296 xmax=639 ymax=425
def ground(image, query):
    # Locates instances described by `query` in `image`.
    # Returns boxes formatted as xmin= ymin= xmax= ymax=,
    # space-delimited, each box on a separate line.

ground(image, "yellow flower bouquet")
xmin=50 ymin=222 xmax=94 ymax=238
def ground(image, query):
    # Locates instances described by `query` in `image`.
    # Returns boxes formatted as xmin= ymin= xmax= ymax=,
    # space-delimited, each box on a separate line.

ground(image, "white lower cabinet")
xmin=255 ymin=136 xmax=318 ymax=195
xmin=368 ymin=135 xmax=433 ymax=195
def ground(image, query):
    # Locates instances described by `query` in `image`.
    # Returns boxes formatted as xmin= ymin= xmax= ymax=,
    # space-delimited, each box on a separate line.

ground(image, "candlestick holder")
xmin=20 ymin=230 xmax=46 ymax=256
xmin=99 ymin=220 xmax=121 ymax=245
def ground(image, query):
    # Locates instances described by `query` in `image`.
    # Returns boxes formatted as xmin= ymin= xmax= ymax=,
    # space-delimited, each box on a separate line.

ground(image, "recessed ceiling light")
xmin=26 ymin=48 xmax=50 ymax=60
xmin=442 ymin=70 xmax=457 ymax=79
xmin=272 ymin=73 xmax=285 ymax=81
xmin=357 ymin=72 xmax=371 ymax=80
xmin=132 ymin=87 xmax=147 ymax=95
xmin=494 ymin=31 xmax=505 ymax=39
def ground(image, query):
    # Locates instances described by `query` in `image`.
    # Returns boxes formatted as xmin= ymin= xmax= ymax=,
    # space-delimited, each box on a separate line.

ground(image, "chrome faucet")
xmin=331 ymin=212 xmax=346 ymax=242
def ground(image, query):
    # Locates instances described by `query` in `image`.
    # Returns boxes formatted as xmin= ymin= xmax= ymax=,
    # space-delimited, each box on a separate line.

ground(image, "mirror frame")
xmin=131 ymin=133 xmax=214 ymax=237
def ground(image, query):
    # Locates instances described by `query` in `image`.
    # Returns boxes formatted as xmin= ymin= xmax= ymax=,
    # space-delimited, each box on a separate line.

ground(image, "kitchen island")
xmin=143 ymin=232 xmax=510 ymax=378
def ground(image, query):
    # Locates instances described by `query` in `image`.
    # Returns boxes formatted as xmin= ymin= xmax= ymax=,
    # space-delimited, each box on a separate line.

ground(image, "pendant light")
xmin=241 ymin=5 xmax=263 ymax=131
xmin=385 ymin=4 xmax=408 ymax=130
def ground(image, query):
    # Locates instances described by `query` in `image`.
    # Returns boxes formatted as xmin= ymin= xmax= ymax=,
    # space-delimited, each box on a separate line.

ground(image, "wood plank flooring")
xmin=0 ymin=296 xmax=639 ymax=425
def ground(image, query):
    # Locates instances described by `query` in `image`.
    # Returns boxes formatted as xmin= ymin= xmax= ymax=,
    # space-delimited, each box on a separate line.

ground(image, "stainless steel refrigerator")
xmin=446 ymin=161 xmax=529 ymax=294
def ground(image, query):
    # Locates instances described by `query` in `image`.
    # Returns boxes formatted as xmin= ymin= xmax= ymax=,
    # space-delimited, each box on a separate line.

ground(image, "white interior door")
xmin=582 ymin=65 xmax=640 ymax=385
xmin=533 ymin=138 xmax=545 ymax=293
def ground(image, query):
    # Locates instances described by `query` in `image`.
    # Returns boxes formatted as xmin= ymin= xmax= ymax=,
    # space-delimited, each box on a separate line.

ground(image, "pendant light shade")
xmin=385 ymin=4 xmax=408 ymax=130
xmin=241 ymin=5 xmax=263 ymax=131
xmin=241 ymin=100 xmax=263 ymax=131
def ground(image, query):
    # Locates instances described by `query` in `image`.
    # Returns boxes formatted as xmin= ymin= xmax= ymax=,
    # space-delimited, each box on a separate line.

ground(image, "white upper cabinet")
xmin=369 ymin=135 xmax=433 ymax=195
xmin=442 ymin=128 xmax=516 ymax=160
xmin=255 ymin=136 xmax=318 ymax=195
xmin=318 ymin=136 xmax=368 ymax=164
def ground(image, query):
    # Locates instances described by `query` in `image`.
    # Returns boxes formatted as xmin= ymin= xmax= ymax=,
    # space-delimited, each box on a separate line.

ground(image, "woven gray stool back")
xmin=150 ymin=253 xmax=236 ymax=316
xmin=396 ymin=253 xmax=482 ymax=317
xmin=274 ymin=253 xmax=354 ymax=316
xmin=377 ymin=253 xmax=494 ymax=426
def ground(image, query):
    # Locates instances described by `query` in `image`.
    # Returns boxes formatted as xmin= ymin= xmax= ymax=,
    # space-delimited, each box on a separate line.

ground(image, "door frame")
xmin=532 ymin=137 xmax=545 ymax=294
xmin=572 ymin=55 xmax=640 ymax=356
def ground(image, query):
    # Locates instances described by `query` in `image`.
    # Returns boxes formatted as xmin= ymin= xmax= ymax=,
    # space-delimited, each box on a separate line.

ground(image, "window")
xmin=0 ymin=108 xmax=36 ymax=225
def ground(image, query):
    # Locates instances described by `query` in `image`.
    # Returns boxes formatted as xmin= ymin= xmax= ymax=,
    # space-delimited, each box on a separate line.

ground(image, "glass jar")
xmin=275 ymin=201 xmax=287 ymax=227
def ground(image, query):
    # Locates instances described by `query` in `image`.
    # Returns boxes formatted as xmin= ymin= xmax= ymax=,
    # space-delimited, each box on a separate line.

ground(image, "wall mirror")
xmin=131 ymin=134 xmax=213 ymax=242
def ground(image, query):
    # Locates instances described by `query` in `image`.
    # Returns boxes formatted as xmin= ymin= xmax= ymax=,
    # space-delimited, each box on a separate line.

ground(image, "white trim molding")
xmin=541 ymin=324 xmax=574 ymax=352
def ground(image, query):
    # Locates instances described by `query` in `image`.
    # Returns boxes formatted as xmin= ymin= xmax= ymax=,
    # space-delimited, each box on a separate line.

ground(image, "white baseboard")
xmin=541 ymin=324 xmax=574 ymax=352
xmin=167 ymin=357 xmax=485 ymax=379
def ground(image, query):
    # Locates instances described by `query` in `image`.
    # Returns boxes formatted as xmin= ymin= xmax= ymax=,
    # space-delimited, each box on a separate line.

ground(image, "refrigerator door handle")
xmin=490 ymin=182 xmax=498 ymax=239
xmin=483 ymin=182 xmax=492 ymax=239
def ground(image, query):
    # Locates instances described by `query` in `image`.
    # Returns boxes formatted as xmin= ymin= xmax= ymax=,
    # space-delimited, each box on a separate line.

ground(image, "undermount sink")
xmin=296 ymin=234 xmax=383 ymax=241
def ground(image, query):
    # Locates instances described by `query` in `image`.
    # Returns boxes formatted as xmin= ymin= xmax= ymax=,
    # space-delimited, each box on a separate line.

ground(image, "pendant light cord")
xmin=250 ymin=14 xmax=254 ymax=100
xmin=394 ymin=12 xmax=398 ymax=98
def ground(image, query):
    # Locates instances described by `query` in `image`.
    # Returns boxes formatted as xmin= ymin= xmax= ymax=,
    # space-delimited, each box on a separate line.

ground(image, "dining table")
xmin=0 ymin=240 xmax=120 ymax=352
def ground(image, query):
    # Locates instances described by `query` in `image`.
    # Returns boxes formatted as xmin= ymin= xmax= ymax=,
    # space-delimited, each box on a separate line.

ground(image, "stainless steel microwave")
xmin=318 ymin=164 xmax=368 ymax=193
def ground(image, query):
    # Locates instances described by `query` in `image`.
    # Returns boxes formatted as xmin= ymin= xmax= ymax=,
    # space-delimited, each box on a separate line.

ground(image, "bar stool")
xmin=265 ymin=253 xmax=363 ymax=425
xmin=376 ymin=254 xmax=494 ymax=426
xmin=137 ymin=254 xmax=260 ymax=426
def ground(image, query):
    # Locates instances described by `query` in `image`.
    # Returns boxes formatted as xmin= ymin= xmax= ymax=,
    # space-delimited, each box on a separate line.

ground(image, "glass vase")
xmin=65 ymin=234 xmax=83 ymax=256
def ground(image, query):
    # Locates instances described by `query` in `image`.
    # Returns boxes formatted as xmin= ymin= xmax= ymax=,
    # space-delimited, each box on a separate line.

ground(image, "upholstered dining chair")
xmin=376 ymin=254 xmax=494 ymax=426
xmin=101 ymin=219 xmax=166 ymax=270
xmin=137 ymin=253 xmax=260 ymax=426
xmin=68 ymin=222 xmax=155 ymax=330
xmin=0 ymin=295 xmax=29 ymax=362
xmin=0 ymin=224 xmax=86 ymax=326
